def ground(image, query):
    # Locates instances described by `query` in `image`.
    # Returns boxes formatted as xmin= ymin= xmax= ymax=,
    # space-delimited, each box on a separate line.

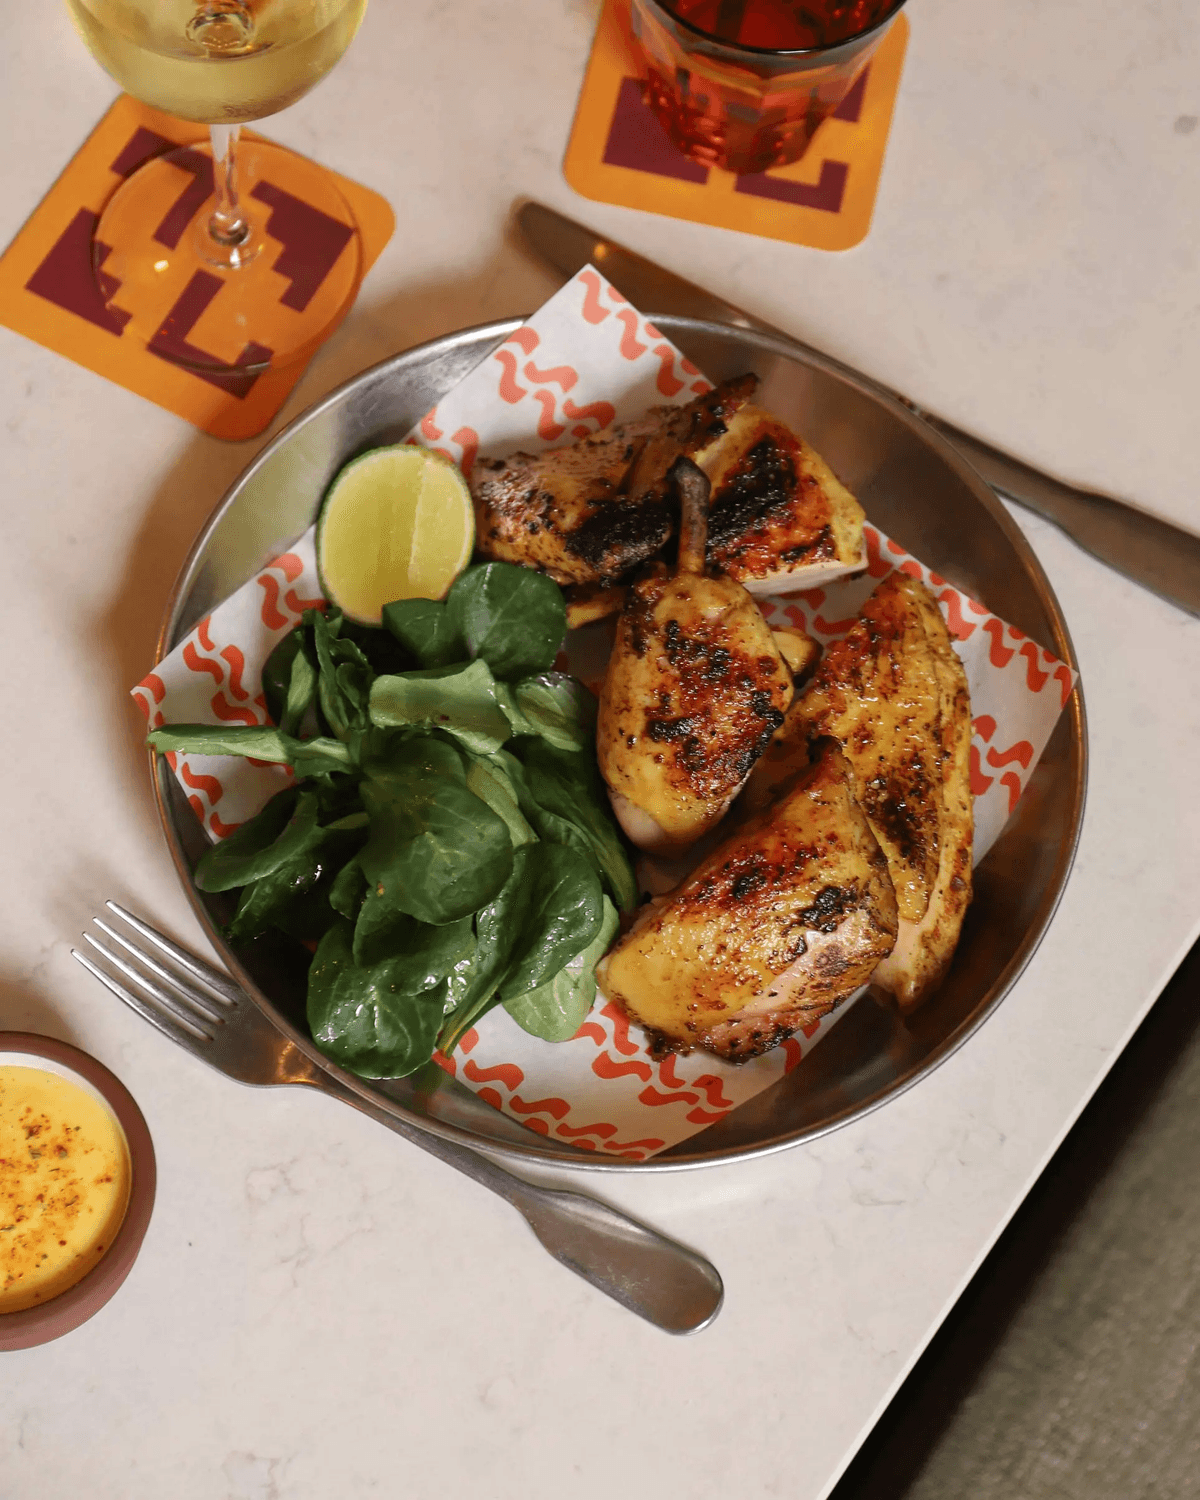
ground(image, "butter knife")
xmin=517 ymin=201 xmax=1200 ymax=619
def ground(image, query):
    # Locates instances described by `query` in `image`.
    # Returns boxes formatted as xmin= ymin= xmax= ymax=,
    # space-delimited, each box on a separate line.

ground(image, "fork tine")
xmin=104 ymin=901 xmax=242 ymax=1006
xmin=91 ymin=917 xmax=229 ymax=1024
xmin=79 ymin=932 xmax=218 ymax=1039
xmin=71 ymin=946 xmax=212 ymax=1048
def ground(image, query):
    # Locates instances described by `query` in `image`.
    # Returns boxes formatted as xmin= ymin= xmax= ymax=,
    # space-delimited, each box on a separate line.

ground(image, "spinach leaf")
xmin=446 ymin=562 xmax=566 ymax=678
xmin=195 ymin=787 xmax=310 ymax=892
xmin=442 ymin=946 xmax=481 ymax=1019
xmin=226 ymin=817 xmax=361 ymax=943
xmin=352 ymin=888 xmax=475 ymax=981
xmin=358 ymin=737 xmax=513 ymax=924
xmin=346 ymin=722 xmax=414 ymax=772
xmin=504 ymin=896 xmax=618 ymax=1042
xmin=381 ymin=598 xmax=465 ymax=668
xmin=511 ymin=740 xmax=638 ymax=912
xmin=312 ymin=608 xmax=372 ymax=739
xmin=495 ymin=843 xmax=605 ymax=1003
xmin=148 ymin=723 xmax=290 ymax=761
xmin=290 ymin=738 xmax=358 ymax=778
xmin=339 ymin=616 xmax=414 ymax=678
xmin=262 ymin=626 xmax=301 ymax=726
xmin=498 ymin=749 xmax=599 ymax=869
xmin=243 ymin=864 xmax=344 ymax=945
xmin=312 ymin=608 xmax=351 ymax=737
xmin=281 ymin=644 xmax=320 ymax=737
xmin=510 ymin=672 xmax=597 ymax=752
xmin=329 ymin=857 xmax=367 ymax=919
xmin=494 ymin=681 xmax=536 ymax=738
xmin=147 ymin=724 xmax=354 ymax=775
xmin=323 ymin=810 xmax=369 ymax=834
xmin=436 ymin=843 xmax=605 ymax=1051
xmin=463 ymin=753 xmax=537 ymax=848
xmin=436 ymin=880 xmax=521 ymax=1053
xmin=369 ymin=659 xmax=511 ymax=754
xmin=262 ymin=626 xmax=319 ymax=735
xmin=307 ymin=919 xmax=449 ymax=1078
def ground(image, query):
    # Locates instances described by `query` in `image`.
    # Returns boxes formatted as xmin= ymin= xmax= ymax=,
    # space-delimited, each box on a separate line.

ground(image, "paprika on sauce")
xmin=0 ymin=1066 xmax=131 ymax=1312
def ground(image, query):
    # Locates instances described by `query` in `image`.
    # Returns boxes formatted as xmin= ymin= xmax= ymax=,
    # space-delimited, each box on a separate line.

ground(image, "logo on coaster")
xmin=0 ymin=96 xmax=394 ymax=440
xmin=565 ymin=1 xmax=908 ymax=251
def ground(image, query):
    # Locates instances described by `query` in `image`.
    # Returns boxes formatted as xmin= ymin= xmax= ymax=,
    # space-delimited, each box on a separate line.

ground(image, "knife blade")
xmin=517 ymin=201 xmax=1200 ymax=619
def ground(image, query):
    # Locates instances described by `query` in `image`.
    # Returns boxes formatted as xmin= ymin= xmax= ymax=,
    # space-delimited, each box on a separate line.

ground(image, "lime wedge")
xmin=316 ymin=445 xmax=475 ymax=624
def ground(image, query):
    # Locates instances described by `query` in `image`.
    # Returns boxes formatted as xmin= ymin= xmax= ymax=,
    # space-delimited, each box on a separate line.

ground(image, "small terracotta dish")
xmin=0 ymin=1033 xmax=155 ymax=1351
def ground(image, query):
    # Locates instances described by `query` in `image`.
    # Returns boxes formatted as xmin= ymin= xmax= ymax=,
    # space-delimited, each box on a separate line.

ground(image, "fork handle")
xmin=95 ymin=905 xmax=721 ymax=1330
xmin=320 ymin=1079 xmax=723 ymax=1334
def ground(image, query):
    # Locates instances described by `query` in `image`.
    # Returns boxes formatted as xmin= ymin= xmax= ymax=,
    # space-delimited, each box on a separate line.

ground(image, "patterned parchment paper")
xmin=134 ymin=268 xmax=1077 ymax=1161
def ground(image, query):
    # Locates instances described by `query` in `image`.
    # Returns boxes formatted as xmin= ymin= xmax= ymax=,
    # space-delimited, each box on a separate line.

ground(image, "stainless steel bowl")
xmin=154 ymin=316 xmax=1087 ymax=1171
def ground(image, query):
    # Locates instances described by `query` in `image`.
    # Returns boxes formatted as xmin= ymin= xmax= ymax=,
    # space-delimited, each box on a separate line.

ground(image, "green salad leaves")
xmin=147 ymin=562 xmax=636 ymax=1080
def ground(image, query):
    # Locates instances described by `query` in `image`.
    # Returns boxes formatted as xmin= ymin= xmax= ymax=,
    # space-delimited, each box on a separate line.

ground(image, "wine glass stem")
xmin=208 ymin=124 xmax=249 ymax=248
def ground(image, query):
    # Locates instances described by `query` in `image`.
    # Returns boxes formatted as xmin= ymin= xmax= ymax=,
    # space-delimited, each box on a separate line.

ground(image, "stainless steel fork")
xmin=71 ymin=902 xmax=723 ymax=1334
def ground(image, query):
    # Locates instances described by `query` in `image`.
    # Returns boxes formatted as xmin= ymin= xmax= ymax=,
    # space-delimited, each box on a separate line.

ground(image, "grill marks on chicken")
xmin=471 ymin=371 xmax=974 ymax=1060
xmin=469 ymin=378 xmax=866 ymax=593
xmin=695 ymin=406 xmax=867 ymax=593
xmin=600 ymin=572 xmax=974 ymax=1060
xmin=597 ymin=740 xmax=899 ymax=1060
xmin=469 ymin=415 xmax=666 ymax=586
xmin=792 ymin=574 xmax=973 ymax=1010
xmin=596 ymin=466 xmax=793 ymax=853
xmin=468 ymin=376 xmax=757 ymax=586
xmin=599 ymin=575 xmax=793 ymax=848
xmin=871 ymin=586 xmax=973 ymax=1009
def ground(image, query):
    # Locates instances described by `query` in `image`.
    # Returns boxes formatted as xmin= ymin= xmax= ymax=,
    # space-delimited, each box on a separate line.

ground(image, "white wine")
xmin=64 ymin=0 xmax=368 ymax=124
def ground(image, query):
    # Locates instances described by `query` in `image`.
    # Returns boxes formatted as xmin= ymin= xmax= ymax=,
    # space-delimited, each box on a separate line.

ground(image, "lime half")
xmin=316 ymin=445 xmax=475 ymax=624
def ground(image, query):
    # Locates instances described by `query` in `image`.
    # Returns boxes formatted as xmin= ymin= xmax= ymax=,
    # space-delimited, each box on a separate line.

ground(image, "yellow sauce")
xmin=0 ymin=1065 xmax=131 ymax=1313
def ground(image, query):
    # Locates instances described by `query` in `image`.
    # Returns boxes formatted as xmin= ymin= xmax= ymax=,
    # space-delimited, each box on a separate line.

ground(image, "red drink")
xmin=630 ymin=0 xmax=904 ymax=173
xmin=663 ymin=0 xmax=898 ymax=51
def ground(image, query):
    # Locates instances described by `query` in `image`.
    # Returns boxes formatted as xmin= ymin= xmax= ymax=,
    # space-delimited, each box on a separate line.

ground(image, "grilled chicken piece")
xmin=790 ymin=573 xmax=973 ymax=1010
xmin=694 ymin=405 xmax=866 ymax=593
xmin=771 ymin=626 xmax=822 ymax=685
xmin=735 ymin=635 xmax=823 ymax=814
xmin=597 ymin=460 xmax=793 ymax=853
xmin=564 ymin=580 xmax=627 ymax=629
xmin=469 ymin=376 xmax=757 ymax=586
xmin=597 ymin=739 xmax=899 ymax=1060
xmin=738 ymin=704 xmax=813 ymax=816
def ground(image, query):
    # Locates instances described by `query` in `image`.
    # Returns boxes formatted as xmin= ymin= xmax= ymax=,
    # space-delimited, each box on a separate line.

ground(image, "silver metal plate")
xmin=153 ymin=316 xmax=1087 ymax=1173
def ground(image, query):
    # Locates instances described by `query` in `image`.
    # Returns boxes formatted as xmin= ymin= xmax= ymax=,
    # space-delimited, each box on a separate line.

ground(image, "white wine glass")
xmin=65 ymin=0 xmax=370 ymax=387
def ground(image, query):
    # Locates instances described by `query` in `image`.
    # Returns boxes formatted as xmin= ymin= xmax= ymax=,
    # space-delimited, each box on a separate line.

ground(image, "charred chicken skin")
xmin=597 ymin=739 xmax=899 ymax=1060
xmin=469 ymin=376 xmax=756 ymax=587
xmin=596 ymin=460 xmax=793 ymax=853
xmin=469 ymin=378 xmax=866 ymax=594
xmin=787 ymin=573 xmax=973 ymax=1010
xmin=693 ymin=405 xmax=866 ymax=593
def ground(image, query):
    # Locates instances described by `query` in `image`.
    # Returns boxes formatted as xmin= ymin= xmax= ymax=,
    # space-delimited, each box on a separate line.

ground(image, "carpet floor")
xmin=830 ymin=936 xmax=1200 ymax=1500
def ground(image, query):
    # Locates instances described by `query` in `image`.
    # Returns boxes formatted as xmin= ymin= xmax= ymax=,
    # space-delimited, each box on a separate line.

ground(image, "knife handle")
xmin=920 ymin=416 xmax=1200 ymax=620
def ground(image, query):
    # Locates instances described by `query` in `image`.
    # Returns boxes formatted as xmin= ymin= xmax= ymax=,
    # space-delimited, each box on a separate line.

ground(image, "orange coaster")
xmin=565 ymin=2 xmax=908 ymax=251
xmin=0 ymin=96 xmax=394 ymax=440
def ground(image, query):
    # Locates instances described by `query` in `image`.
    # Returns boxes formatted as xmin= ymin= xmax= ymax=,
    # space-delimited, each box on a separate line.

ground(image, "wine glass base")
xmin=93 ymin=138 xmax=363 ymax=383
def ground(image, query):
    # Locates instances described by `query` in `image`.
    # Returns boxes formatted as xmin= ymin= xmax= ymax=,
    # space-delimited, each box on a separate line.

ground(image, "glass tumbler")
xmin=629 ymin=0 xmax=906 ymax=174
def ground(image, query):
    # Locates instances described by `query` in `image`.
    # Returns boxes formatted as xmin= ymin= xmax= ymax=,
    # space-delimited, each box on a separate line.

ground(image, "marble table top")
xmin=2 ymin=2 xmax=1198 ymax=1496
